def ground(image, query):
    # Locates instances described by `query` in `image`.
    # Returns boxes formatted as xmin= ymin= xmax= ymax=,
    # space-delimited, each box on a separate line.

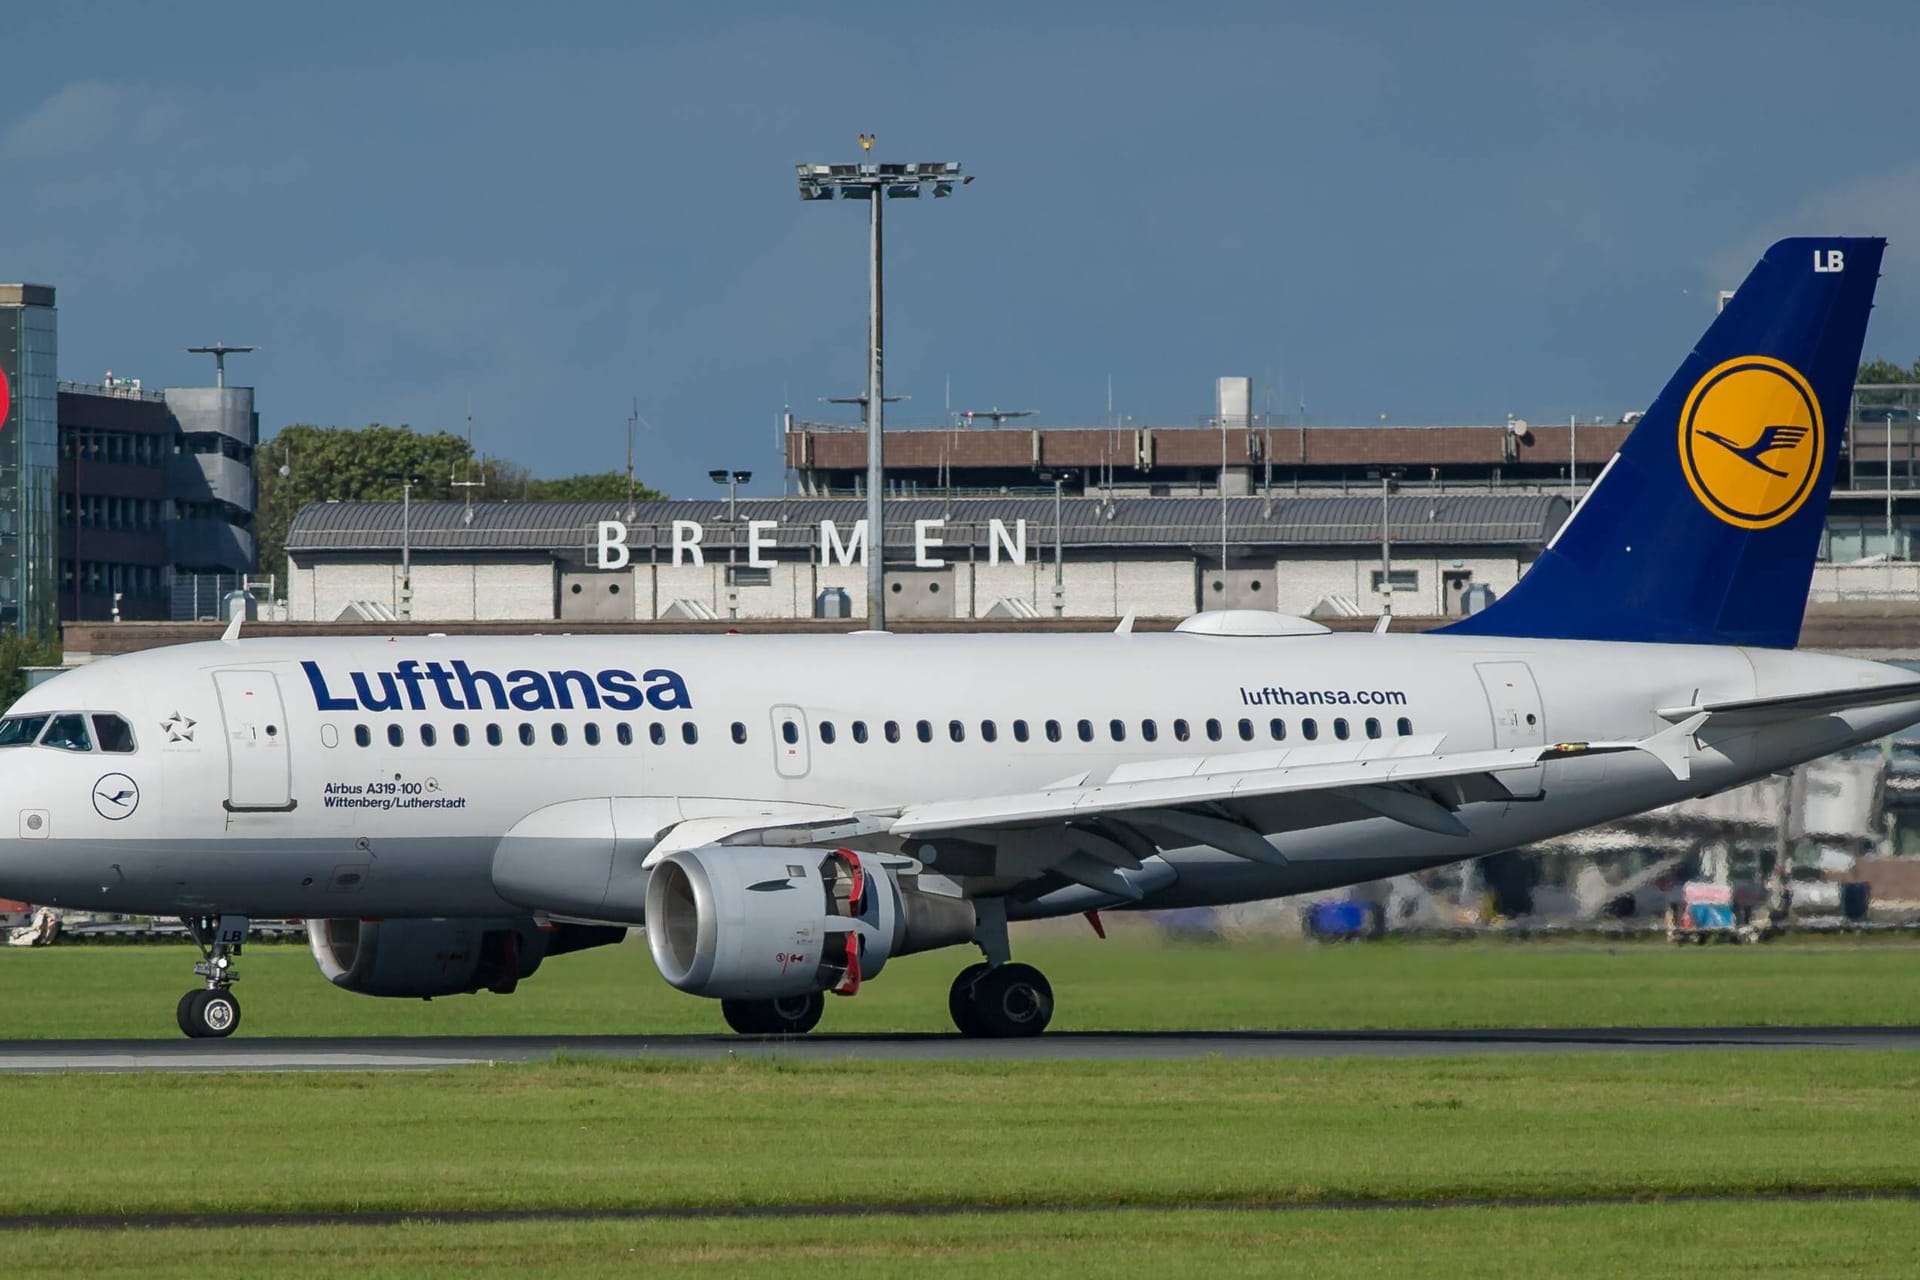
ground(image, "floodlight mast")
xmin=797 ymin=157 xmax=973 ymax=629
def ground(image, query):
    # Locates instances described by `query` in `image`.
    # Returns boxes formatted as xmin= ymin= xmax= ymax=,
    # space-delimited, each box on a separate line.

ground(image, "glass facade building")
xmin=0 ymin=285 xmax=59 ymax=635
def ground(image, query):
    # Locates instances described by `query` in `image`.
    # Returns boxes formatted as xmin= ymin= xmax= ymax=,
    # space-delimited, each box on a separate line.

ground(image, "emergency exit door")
xmin=214 ymin=670 xmax=294 ymax=811
xmin=1474 ymin=661 xmax=1545 ymax=799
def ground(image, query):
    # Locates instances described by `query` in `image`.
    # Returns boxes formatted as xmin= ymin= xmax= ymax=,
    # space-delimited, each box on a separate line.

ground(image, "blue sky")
xmin=3 ymin=2 xmax=1916 ymax=497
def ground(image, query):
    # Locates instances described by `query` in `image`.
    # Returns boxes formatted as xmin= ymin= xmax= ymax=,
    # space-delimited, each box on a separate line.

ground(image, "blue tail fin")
xmin=1443 ymin=236 xmax=1884 ymax=649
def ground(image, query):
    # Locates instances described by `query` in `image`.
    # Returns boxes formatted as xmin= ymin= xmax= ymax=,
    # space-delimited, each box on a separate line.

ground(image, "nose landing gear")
xmin=178 ymin=915 xmax=248 ymax=1039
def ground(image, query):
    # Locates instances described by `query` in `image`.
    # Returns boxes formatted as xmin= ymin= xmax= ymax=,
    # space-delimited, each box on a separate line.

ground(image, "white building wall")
xmin=288 ymin=545 xmax=1537 ymax=622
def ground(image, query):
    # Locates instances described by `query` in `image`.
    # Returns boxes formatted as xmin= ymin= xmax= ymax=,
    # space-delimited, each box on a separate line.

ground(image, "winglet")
xmin=221 ymin=612 xmax=243 ymax=643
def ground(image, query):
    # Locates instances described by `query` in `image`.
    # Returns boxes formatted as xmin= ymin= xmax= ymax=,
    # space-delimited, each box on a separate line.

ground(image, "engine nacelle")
xmin=645 ymin=846 xmax=975 ymax=1000
xmin=306 ymin=917 xmax=625 ymax=999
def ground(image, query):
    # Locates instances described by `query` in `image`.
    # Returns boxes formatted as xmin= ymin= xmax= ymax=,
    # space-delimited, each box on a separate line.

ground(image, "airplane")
xmin=0 ymin=236 xmax=1912 ymax=1041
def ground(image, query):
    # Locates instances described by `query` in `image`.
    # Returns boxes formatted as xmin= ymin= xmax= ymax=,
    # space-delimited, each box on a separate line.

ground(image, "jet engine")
xmin=306 ymin=917 xmax=625 ymax=999
xmin=645 ymin=847 xmax=975 ymax=1000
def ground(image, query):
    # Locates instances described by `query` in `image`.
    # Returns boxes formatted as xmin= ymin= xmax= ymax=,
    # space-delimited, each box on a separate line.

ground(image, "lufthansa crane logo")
xmin=1678 ymin=355 xmax=1824 ymax=530
xmin=92 ymin=773 xmax=140 ymax=820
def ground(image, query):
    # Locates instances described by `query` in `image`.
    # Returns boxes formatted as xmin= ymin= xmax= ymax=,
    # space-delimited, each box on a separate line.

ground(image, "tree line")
xmin=252 ymin=424 xmax=663 ymax=584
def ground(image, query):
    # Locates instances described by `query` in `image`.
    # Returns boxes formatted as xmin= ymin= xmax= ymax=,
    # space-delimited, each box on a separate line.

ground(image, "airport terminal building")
xmin=283 ymin=494 xmax=1566 ymax=623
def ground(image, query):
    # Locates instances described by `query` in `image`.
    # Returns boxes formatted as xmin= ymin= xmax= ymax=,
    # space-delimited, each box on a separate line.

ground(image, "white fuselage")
xmin=0 ymin=629 xmax=1914 ymax=921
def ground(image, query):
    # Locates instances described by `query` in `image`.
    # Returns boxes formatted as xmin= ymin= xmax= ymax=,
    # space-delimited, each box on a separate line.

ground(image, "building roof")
xmin=287 ymin=494 xmax=1568 ymax=556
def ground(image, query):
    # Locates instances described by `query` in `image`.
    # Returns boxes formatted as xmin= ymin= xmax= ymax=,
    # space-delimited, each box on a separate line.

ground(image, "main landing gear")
xmin=947 ymin=897 xmax=1054 ymax=1038
xmin=177 ymin=915 xmax=248 ymax=1039
xmin=948 ymin=962 xmax=1054 ymax=1038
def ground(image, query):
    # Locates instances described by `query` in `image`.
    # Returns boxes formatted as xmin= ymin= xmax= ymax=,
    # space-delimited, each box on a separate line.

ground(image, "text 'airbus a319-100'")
xmin=2 ymin=237 xmax=1914 ymax=1039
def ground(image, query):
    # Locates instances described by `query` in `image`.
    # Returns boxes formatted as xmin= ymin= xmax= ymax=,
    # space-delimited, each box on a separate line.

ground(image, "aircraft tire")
xmin=176 ymin=990 xmax=202 ymax=1038
xmin=180 ymin=988 xmax=240 ymax=1039
xmin=722 ymin=993 xmax=824 ymax=1036
xmin=948 ymin=963 xmax=990 ymax=1036
xmin=968 ymin=963 xmax=1053 ymax=1038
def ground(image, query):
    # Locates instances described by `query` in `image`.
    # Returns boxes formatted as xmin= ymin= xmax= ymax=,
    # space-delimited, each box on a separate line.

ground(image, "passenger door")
xmin=213 ymin=670 xmax=294 ymax=811
xmin=1474 ymin=661 xmax=1545 ymax=799
xmin=770 ymin=704 xmax=812 ymax=780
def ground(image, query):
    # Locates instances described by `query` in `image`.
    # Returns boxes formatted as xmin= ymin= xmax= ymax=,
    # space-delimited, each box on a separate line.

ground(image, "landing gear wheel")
xmin=721 ymin=992 xmax=825 ymax=1036
xmin=178 ymin=988 xmax=241 ymax=1039
xmin=965 ymin=962 xmax=1054 ymax=1039
xmin=947 ymin=963 xmax=990 ymax=1036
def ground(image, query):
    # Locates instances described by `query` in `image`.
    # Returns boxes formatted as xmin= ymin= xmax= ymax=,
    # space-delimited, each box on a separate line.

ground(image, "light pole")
xmin=711 ymin=469 xmax=752 ymax=619
xmin=1039 ymin=470 xmax=1067 ymax=616
xmin=1374 ymin=468 xmax=1403 ymax=623
xmin=798 ymin=155 xmax=974 ymax=630
xmin=384 ymin=473 xmax=422 ymax=620
xmin=1886 ymin=410 xmax=1896 ymax=559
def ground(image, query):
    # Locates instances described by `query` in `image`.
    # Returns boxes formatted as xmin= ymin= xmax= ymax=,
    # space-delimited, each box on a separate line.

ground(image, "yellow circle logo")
xmin=1677 ymin=356 xmax=1824 ymax=530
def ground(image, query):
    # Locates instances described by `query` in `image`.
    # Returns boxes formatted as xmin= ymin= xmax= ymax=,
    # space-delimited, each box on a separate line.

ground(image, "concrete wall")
xmin=289 ymin=554 xmax=557 ymax=621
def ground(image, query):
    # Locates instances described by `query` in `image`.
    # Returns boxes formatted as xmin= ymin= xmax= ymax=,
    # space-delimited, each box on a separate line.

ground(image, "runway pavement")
xmin=3 ymin=1025 xmax=1918 ymax=1072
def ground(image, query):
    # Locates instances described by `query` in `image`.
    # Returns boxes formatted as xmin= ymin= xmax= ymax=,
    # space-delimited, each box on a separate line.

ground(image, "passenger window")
xmin=649 ymin=723 xmax=666 ymax=746
xmin=616 ymin=723 xmax=633 ymax=746
xmin=355 ymin=724 xmax=372 ymax=748
xmin=91 ymin=715 xmax=135 ymax=753
xmin=1013 ymin=720 xmax=1030 ymax=743
xmin=551 ymin=723 xmax=568 ymax=746
xmin=1237 ymin=718 xmax=1254 ymax=742
xmin=1173 ymin=718 xmax=1190 ymax=742
xmin=1302 ymin=718 xmax=1319 ymax=741
xmin=453 ymin=723 xmax=471 ymax=747
xmin=1397 ymin=717 xmax=1413 ymax=736
xmin=852 ymin=721 xmax=869 ymax=744
xmin=1076 ymin=720 xmax=1094 ymax=743
xmin=1141 ymin=719 xmax=1158 ymax=742
xmin=1334 ymin=718 xmax=1350 ymax=740
xmin=781 ymin=721 xmax=799 ymax=746
xmin=0 ymin=715 xmax=49 ymax=747
xmin=486 ymin=723 xmax=503 ymax=747
xmin=821 ymin=722 xmax=837 ymax=745
xmin=42 ymin=714 xmax=92 ymax=752
xmin=1045 ymin=720 xmax=1062 ymax=743
xmin=1109 ymin=719 xmax=1126 ymax=742
xmin=1270 ymin=719 xmax=1286 ymax=741
xmin=732 ymin=722 xmax=748 ymax=745
xmin=981 ymin=720 xmax=998 ymax=743
xmin=518 ymin=724 xmax=535 ymax=746
xmin=885 ymin=721 xmax=902 ymax=744
xmin=1205 ymin=719 xmax=1223 ymax=742
xmin=682 ymin=723 xmax=698 ymax=745
xmin=1365 ymin=718 xmax=1381 ymax=740
xmin=387 ymin=724 xmax=404 ymax=748
xmin=916 ymin=720 xmax=933 ymax=744
xmin=949 ymin=720 xmax=965 ymax=743
xmin=585 ymin=723 xmax=601 ymax=746
xmin=420 ymin=724 xmax=437 ymax=748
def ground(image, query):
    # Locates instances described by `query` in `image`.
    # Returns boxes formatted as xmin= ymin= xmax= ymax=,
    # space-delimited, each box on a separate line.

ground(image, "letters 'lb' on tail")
xmin=1443 ymin=236 xmax=1884 ymax=649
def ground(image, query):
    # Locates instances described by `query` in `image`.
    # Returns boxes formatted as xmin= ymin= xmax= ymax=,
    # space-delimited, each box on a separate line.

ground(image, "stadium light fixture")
xmin=797 ymin=150 xmax=975 ymax=630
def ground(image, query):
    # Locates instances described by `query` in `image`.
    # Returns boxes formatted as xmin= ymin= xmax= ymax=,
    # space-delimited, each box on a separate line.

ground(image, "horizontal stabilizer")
xmin=1657 ymin=680 xmax=1920 ymax=730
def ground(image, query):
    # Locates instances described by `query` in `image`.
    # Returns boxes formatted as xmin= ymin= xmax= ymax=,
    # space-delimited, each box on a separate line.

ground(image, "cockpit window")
xmin=92 ymin=714 xmax=135 ymax=753
xmin=41 ymin=714 xmax=92 ymax=753
xmin=0 ymin=716 xmax=48 ymax=747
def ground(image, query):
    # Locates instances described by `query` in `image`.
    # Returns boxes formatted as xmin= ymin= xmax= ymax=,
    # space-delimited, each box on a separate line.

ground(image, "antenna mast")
xmin=450 ymin=393 xmax=485 ymax=520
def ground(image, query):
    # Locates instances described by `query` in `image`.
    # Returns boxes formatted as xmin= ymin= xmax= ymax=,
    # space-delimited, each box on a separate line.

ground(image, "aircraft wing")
xmin=638 ymin=726 xmax=1696 ymax=904
xmin=1657 ymin=679 xmax=1920 ymax=729
xmin=878 ymin=731 xmax=1685 ymax=900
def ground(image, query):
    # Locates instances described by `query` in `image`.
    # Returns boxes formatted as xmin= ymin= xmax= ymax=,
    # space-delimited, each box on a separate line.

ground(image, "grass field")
xmin=5 ymin=1052 xmax=1920 ymax=1275
xmin=4 ymin=927 xmax=1919 ymax=1038
xmin=15 ymin=1201 xmax=1920 ymax=1280
xmin=9 ymin=933 xmax=1920 ymax=1275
